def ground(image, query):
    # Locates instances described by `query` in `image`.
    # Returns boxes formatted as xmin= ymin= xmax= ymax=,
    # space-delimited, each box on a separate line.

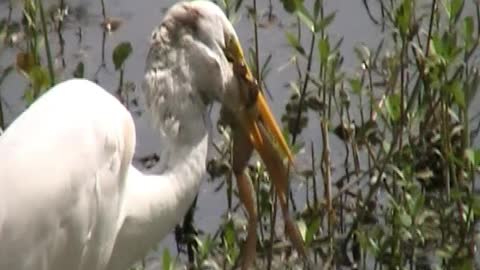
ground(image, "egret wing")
xmin=0 ymin=79 xmax=135 ymax=270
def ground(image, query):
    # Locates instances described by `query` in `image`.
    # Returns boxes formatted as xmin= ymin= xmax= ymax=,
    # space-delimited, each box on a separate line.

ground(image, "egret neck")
xmin=107 ymin=71 xmax=210 ymax=270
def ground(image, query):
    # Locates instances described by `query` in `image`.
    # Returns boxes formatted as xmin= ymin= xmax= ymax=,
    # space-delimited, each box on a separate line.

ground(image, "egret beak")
xmin=224 ymin=36 xmax=294 ymax=165
xmin=224 ymin=35 xmax=295 ymax=204
xmin=223 ymin=37 xmax=307 ymax=267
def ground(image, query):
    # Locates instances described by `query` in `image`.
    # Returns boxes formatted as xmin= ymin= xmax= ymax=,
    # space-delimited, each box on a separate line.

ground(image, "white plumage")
xmin=0 ymin=79 xmax=136 ymax=270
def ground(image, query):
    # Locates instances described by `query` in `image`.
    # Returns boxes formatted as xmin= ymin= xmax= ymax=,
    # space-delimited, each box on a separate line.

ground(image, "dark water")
xmin=1 ymin=0 xmax=478 ymax=269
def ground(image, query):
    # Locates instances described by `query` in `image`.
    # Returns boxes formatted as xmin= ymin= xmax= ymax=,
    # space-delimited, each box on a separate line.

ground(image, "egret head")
xmin=143 ymin=1 xmax=305 ymax=260
xmin=143 ymin=0 xmax=292 ymax=164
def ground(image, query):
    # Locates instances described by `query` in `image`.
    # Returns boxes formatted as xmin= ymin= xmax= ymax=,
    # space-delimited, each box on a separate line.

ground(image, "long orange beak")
xmin=224 ymin=35 xmax=295 ymax=204
xmin=224 ymin=36 xmax=308 ymax=263
xmin=224 ymin=35 xmax=294 ymax=166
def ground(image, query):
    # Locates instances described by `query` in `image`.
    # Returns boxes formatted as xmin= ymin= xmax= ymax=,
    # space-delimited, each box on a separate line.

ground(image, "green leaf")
xmin=472 ymin=195 xmax=480 ymax=215
xmin=223 ymin=219 xmax=238 ymax=264
xmin=318 ymin=37 xmax=330 ymax=64
xmin=224 ymin=220 xmax=235 ymax=248
xmin=465 ymin=148 xmax=480 ymax=167
xmin=433 ymin=34 xmax=448 ymax=61
xmin=353 ymin=44 xmax=371 ymax=64
xmin=297 ymin=219 xmax=307 ymax=241
xmin=280 ymin=0 xmax=301 ymax=13
xmin=162 ymin=248 xmax=172 ymax=270
xmin=313 ymin=0 xmax=321 ymax=19
xmin=368 ymin=237 xmax=380 ymax=255
xmin=16 ymin=51 xmax=36 ymax=74
xmin=233 ymin=0 xmax=243 ymax=13
xmin=430 ymin=34 xmax=444 ymax=61
xmin=385 ymin=93 xmax=401 ymax=122
xmin=456 ymin=257 xmax=474 ymax=270
xmin=295 ymin=4 xmax=315 ymax=32
xmin=315 ymin=11 xmax=336 ymax=32
xmin=412 ymin=192 xmax=425 ymax=217
xmin=285 ymin=31 xmax=305 ymax=55
xmin=194 ymin=236 xmax=204 ymax=254
xmin=305 ymin=217 xmax=321 ymax=246
xmin=463 ymin=16 xmax=474 ymax=50
xmin=29 ymin=66 xmax=50 ymax=93
xmin=23 ymin=87 xmax=35 ymax=105
xmin=447 ymin=80 xmax=465 ymax=108
xmin=112 ymin=42 xmax=133 ymax=71
xmin=449 ymin=0 xmax=464 ymax=22
xmin=194 ymin=235 xmax=214 ymax=261
xmin=399 ymin=211 xmax=412 ymax=227
xmin=260 ymin=53 xmax=272 ymax=79
xmin=431 ymin=32 xmax=462 ymax=63
xmin=395 ymin=0 xmax=412 ymax=37
xmin=355 ymin=231 xmax=368 ymax=252
xmin=348 ymin=78 xmax=362 ymax=94
xmin=465 ymin=148 xmax=475 ymax=165
xmin=437 ymin=245 xmax=455 ymax=259
xmin=388 ymin=164 xmax=405 ymax=181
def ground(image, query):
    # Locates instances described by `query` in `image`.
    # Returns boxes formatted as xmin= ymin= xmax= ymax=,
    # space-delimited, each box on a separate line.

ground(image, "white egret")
xmin=0 ymin=1 xmax=306 ymax=270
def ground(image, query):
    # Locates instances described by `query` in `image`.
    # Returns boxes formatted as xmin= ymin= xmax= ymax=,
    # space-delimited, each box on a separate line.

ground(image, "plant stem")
xmin=291 ymin=34 xmax=315 ymax=146
xmin=100 ymin=0 xmax=107 ymax=20
xmin=37 ymin=0 xmax=55 ymax=86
